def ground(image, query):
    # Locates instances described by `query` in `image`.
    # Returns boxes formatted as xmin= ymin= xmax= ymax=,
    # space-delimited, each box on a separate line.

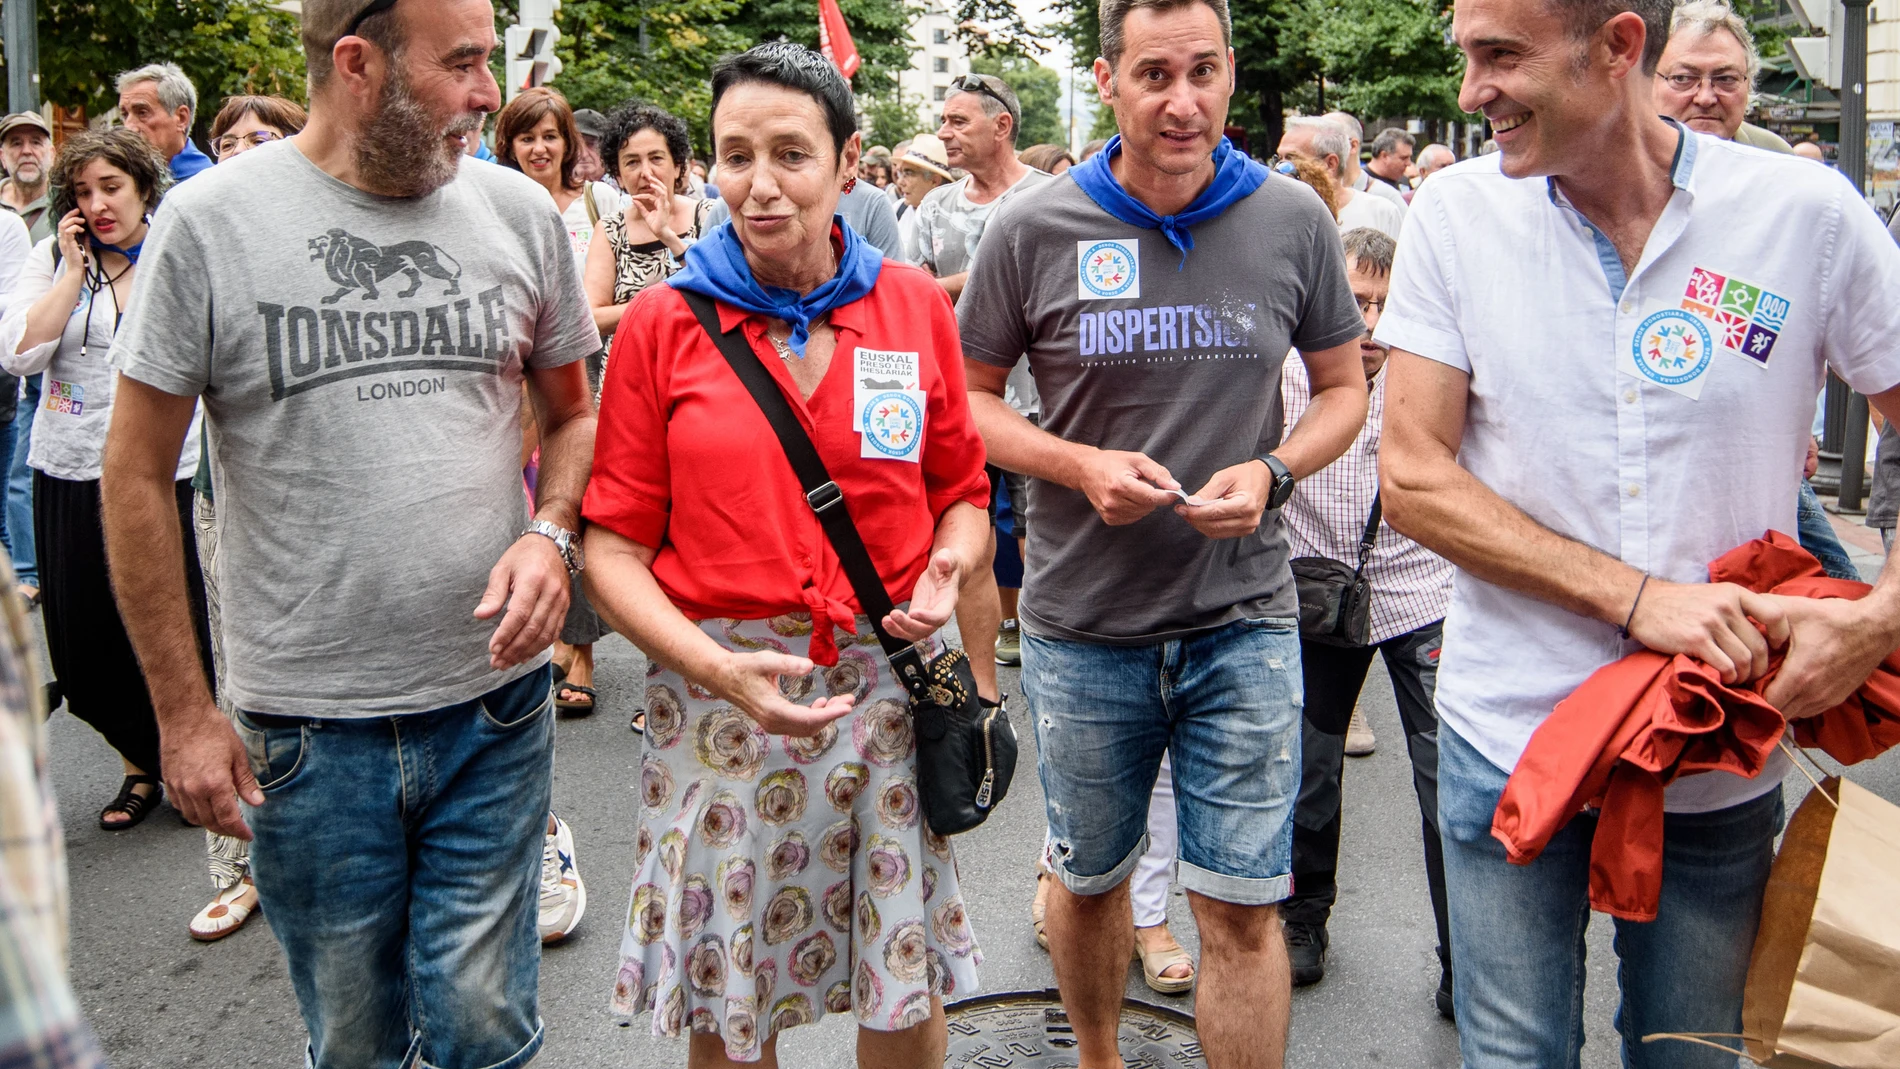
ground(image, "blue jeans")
xmin=1438 ymin=722 xmax=1781 ymax=1068
xmin=1021 ymin=617 xmax=1303 ymax=905
xmin=239 ymin=665 xmax=554 ymax=1069
xmin=7 ymin=377 xmax=35 ymax=586
xmin=1796 ymin=479 xmax=1859 ymax=581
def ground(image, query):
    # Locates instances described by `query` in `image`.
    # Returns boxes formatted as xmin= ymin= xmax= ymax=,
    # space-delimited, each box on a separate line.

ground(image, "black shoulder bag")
xmin=1291 ymin=495 xmax=1381 ymax=648
xmin=679 ymin=290 xmax=1018 ymax=835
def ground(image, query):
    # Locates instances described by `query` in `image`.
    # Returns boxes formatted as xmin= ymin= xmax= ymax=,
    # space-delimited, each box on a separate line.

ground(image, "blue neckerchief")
xmin=669 ymin=216 xmax=881 ymax=355
xmin=91 ymin=235 xmax=143 ymax=265
xmin=1068 ymin=135 xmax=1269 ymax=267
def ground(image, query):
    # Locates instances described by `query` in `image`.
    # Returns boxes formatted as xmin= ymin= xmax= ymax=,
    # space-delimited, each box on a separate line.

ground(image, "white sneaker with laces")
xmin=539 ymin=813 xmax=587 ymax=945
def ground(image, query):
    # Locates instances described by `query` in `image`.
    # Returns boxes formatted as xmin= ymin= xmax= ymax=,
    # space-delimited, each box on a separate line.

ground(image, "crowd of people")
xmin=2 ymin=0 xmax=1899 ymax=1067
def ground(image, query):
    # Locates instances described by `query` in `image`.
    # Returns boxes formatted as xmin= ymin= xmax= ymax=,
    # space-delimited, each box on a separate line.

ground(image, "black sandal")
xmin=100 ymin=775 xmax=162 ymax=830
xmin=554 ymin=683 xmax=596 ymax=716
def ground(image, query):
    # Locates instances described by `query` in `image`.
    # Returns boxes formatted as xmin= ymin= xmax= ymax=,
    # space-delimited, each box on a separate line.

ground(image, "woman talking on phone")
xmin=0 ymin=127 xmax=208 ymax=830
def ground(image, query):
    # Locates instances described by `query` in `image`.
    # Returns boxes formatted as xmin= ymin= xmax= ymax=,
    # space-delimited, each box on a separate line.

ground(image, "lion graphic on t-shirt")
xmin=307 ymin=229 xmax=462 ymax=305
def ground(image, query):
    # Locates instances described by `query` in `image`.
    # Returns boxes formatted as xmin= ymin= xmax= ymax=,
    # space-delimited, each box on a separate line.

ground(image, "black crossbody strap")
xmin=679 ymin=290 xmax=933 ymax=690
xmin=1353 ymin=494 xmax=1383 ymax=570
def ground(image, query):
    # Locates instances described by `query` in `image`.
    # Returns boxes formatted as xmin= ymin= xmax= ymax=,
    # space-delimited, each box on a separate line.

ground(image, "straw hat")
xmin=896 ymin=134 xmax=954 ymax=182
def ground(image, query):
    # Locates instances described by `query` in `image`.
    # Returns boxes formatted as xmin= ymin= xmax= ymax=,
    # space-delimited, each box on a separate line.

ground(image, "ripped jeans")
xmin=1020 ymin=617 xmax=1303 ymax=906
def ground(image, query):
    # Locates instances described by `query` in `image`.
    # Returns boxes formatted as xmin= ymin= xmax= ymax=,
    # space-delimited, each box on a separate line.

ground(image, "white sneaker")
xmin=1344 ymin=706 xmax=1377 ymax=757
xmin=539 ymin=813 xmax=587 ymax=945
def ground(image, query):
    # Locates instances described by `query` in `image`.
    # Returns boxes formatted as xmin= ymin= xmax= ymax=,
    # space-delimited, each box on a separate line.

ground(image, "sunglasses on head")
xmin=949 ymin=75 xmax=1017 ymax=124
xmin=346 ymin=0 xmax=401 ymax=38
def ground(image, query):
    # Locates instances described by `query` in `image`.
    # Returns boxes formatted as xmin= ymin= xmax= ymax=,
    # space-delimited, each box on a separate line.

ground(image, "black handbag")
xmin=1291 ymin=495 xmax=1381 ymax=648
xmin=679 ymin=290 xmax=1018 ymax=835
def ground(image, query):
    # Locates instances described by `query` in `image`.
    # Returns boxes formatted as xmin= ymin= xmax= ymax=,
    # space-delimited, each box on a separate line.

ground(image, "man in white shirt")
xmin=1277 ymin=117 xmax=1403 ymax=239
xmin=1377 ymin=0 xmax=1900 ymax=1063
xmin=1322 ymin=111 xmax=1408 ymax=214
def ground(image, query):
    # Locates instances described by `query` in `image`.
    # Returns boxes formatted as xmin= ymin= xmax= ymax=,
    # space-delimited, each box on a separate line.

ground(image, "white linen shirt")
xmin=1282 ymin=359 xmax=1452 ymax=644
xmin=0 ymin=238 xmax=200 ymax=482
xmin=1374 ymin=127 xmax=1900 ymax=813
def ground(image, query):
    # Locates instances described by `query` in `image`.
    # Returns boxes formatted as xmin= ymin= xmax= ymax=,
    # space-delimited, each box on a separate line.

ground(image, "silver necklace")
xmin=766 ymin=330 xmax=795 ymax=360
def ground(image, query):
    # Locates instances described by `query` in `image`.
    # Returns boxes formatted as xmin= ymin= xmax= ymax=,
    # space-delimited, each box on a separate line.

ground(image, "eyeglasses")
xmin=948 ymin=75 xmax=1018 ymax=124
xmin=1660 ymin=71 xmax=1747 ymax=96
xmin=212 ymin=130 xmax=284 ymax=160
xmin=345 ymin=0 xmax=401 ymax=39
xmin=1356 ymin=297 xmax=1387 ymax=315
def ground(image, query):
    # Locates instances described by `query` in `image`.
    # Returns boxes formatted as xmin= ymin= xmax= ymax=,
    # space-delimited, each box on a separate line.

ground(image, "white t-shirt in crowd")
xmin=1336 ymin=188 xmax=1405 ymax=240
xmin=560 ymin=181 xmax=622 ymax=277
xmin=1375 ymin=126 xmax=1900 ymax=813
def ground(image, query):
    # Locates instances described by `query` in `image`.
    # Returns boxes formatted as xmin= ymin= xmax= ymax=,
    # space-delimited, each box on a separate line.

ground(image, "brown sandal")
xmin=1030 ymin=866 xmax=1052 ymax=950
xmin=1133 ymin=926 xmax=1196 ymax=995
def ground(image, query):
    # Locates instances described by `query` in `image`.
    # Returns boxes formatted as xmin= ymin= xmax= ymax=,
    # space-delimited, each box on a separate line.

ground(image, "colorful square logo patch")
xmin=1680 ymin=267 xmax=1790 ymax=367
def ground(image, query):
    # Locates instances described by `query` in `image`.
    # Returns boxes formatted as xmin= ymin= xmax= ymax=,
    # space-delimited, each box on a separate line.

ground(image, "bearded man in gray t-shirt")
xmin=956 ymin=0 xmax=1369 ymax=1065
xmin=99 ymin=3 xmax=598 ymax=1066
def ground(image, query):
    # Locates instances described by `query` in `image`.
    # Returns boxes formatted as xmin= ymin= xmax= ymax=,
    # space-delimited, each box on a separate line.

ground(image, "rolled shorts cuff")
xmin=1176 ymin=860 xmax=1291 ymax=907
xmin=1049 ymin=832 xmax=1149 ymax=898
xmin=411 ymin=1019 xmax=544 ymax=1069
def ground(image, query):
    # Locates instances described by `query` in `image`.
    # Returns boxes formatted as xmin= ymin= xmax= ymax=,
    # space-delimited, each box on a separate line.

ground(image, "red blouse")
xmin=582 ymin=260 xmax=990 ymax=665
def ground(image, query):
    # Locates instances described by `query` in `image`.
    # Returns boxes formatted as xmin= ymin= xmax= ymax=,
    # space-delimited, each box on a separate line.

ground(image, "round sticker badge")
xmin=862 ymin=391 xmax=924 ymax=458
xmin=1079 ymin=241 xmax=1138 ymax=299
xmin=1632 ymin=309 xmax=1713 ymax=387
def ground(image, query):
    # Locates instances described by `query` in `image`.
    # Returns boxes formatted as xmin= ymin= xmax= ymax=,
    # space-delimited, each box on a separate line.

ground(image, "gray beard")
xmin=354 ymin=68 xmax=482 ymax=198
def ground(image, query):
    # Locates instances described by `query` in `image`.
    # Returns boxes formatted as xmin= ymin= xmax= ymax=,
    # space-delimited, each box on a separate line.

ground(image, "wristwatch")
xmin=526 ymin=519 xmax=585 ymax=575
xmin=1256 ymin=453 xmax=1297 ymax=510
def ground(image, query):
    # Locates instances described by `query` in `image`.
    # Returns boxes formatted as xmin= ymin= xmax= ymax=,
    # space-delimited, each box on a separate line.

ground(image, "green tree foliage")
xmin=969 ymin=52 xmax=1063 ymax=149
xmin=519 ymin=0 xmax=749 ymax=148
xmin=860 ymin=86 xmax=930 ymax=147
xmin=8 ymin=0 xmax=305 ymax=126
xmin=1049 ymin=0 xmax=1463 ymax=155
xmin=724 ymin=0 xmax=916 ymax=110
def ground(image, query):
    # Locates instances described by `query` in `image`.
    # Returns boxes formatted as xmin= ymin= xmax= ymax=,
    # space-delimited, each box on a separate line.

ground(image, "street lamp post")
xmin=4 ymin=0 xmax=39 ymax=114
xmin=1837 ymin=0 xmax=1872 ymax=512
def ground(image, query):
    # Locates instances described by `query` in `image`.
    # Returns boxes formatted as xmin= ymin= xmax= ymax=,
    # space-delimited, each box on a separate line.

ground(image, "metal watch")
xmin=526 ymin=519 xmax=585 ymax=575
xmin=1256 ymin=453 xmax=1297 ymax=510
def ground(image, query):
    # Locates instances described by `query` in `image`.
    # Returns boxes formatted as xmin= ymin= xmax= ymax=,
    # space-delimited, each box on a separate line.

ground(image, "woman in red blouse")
xmin=582 ymin=44 xmax=991 ymax=1068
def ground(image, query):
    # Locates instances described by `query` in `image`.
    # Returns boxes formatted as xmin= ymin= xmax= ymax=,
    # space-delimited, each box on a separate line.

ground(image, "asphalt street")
xmin=49 ymin=520 xmax=1900 ymax=1068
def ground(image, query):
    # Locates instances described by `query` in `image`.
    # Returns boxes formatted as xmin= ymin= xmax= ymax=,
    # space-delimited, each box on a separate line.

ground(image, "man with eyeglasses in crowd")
xmin=1653 ymin=0 xmax=1861 ymax=584
xmin=101 ymin=0 xmax=598 ymax=1065
xmin=1653 ymin=0 xmax=1791 ymax=153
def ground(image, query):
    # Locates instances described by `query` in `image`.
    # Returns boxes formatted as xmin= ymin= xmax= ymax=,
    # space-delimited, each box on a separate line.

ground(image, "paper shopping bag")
xmin=1741 ymin=777 xmax=1900 ymax=1069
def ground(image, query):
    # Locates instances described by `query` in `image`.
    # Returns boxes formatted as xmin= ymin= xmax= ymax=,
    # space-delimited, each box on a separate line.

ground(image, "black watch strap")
xmin=1258 ymin=453 xmax=1296 ymax=509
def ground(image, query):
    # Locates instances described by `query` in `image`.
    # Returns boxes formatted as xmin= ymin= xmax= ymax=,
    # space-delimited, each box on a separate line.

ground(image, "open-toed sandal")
xmin=1133 ymin=926 xmax=1197 ymax=995
xmin=1031 ymin=865 xmax=1052 ymax=950
xmin=100 ymin=774 xmax=162 ymax=830
xmin=555 ymin=683 xmax=596 ymax=716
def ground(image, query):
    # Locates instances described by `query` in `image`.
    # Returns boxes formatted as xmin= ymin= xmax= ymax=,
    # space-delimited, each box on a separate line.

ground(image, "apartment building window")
xmin=933 ymin=85 xmax=948 ymax=101
xmin=933 ymin=57 xmax=949 ymax=72
xmin=933 ymin=28 xmax=948 ymax=44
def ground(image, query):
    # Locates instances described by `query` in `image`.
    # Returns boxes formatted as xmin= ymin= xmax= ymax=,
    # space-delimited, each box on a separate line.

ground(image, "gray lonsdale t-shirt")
xmin=958 ymin=172 xmax=1364 ymax=643
xmin=112 ymin=142 xmax=599 ymax=717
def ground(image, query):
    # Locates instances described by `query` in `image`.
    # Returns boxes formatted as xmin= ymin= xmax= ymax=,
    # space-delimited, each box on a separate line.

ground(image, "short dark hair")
xmin=1018 ymin=143 xmax=1075 ymax=172
xmin=1369 ymin=128 xmax=1415 ymax=159
xmin=50 ymin=127 xmax=171 ymax=222
xmin=495 ymin=86 xmax=583 ymax=191
xmin=1100 ymin=0 xmax=1232 ymax=69
xmin=1549 ymin=0 xmax=1673 ymax=72
xmin=210 ymin=95 xmax=309 ymax=141
xmin=1341 ymin=227 xmax=1396 ymax=276
xmin=710 ymin=43 xmax=856 ymax=157
xmin=600 ymin=102 xmax=692 ymax=186
xmin=302 ymin=0 xmax=407 ymax=89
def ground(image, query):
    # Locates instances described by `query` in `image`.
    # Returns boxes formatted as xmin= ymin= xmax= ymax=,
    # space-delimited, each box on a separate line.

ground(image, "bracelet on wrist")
xmin=1619 ymin=573 xmax=1651 ymax=640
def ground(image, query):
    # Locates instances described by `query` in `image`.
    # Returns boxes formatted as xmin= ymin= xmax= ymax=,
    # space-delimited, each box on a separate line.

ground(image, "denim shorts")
xmin=1020 ymin=617 xmax=1303 ymax=906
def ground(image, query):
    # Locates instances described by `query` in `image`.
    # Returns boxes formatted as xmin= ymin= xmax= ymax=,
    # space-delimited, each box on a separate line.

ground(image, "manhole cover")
xmin=944 ymin=989 xmax=1202 ymax=1067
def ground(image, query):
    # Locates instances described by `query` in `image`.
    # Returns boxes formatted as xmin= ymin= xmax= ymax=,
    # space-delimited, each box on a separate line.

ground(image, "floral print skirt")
xmin=611 ymin=614 xmax=982 ymax=1061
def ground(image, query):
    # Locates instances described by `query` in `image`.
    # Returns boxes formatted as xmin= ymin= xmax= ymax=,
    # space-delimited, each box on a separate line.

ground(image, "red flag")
xmin=818 ymin=0 xmax=861 ymax=79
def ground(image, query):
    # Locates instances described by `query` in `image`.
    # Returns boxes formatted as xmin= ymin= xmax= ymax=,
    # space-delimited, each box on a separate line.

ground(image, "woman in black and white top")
xmin=0 ymin=127 xmax=208 ymax=831
xmin=584 ymin=103 xmax=716 ymax=343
